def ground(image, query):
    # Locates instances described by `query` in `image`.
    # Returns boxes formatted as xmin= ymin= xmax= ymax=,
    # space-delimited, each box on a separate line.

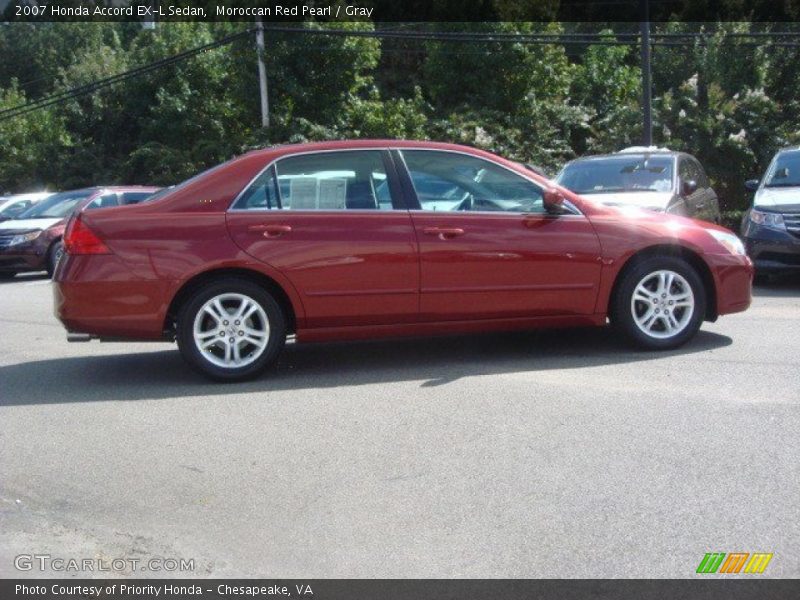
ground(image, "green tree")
xmin=422 ymin=22 xmax=573 ymax=114
xmin=570 ymin=31 xmax=642 ymax=154
xmin=0 ymin=83 xmax=71 ymax=192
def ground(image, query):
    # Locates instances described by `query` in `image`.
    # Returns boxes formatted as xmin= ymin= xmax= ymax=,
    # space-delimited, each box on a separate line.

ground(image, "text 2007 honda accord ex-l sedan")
xmin=54 ymin=140 xmax=753 ymax=381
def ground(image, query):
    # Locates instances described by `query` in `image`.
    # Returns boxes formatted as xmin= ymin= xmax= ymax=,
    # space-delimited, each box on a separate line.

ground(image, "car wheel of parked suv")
xmin=612 ymin=256 xmax=706 ymax=350
xmin=47 ymin=241 xmax=64 ymax=278
xmin=176 ymin=278 xmax=287 ymax=382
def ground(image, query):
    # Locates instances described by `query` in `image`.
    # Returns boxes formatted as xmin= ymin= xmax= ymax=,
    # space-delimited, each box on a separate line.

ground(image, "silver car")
xmin=556 ymin=147 xmax=721 ymax=223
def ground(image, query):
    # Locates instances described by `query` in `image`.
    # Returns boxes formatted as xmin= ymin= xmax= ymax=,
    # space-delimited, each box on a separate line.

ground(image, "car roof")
xmin=99 ymin=185 xmax=161 ymax=191
xmin=0 ymin=191 xmax=52 ymax=201
xmin=569 ymin=151 xmax=680 ymax=161
xmin=242 ymin=139 xmax=509 ymax=161
xmin=146 ymin=139 xmax=558 ymax=213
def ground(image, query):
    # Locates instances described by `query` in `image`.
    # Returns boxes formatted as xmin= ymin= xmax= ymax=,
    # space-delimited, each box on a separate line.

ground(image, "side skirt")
xmin=295 ymin=314 xmax=608 ymax=344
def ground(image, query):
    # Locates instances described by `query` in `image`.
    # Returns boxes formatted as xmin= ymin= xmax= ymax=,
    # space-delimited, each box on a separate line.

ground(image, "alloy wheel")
xmin=630 ymin=269 xmax=695 ymax=339
xmin=192 ymin=293 xmax=270 ymax=369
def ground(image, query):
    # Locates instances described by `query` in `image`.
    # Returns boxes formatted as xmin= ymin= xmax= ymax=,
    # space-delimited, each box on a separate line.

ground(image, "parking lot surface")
xmin=1 ymin=273 xmax=798 ymax=578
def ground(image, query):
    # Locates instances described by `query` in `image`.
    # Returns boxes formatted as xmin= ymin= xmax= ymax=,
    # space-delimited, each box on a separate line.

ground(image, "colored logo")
xmin=696 ymin=552 xmax=773 ymax=574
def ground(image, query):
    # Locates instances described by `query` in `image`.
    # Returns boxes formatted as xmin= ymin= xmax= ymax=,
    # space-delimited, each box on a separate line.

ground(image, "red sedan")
xmin=54 ymin=141 xmax=753 ymax=381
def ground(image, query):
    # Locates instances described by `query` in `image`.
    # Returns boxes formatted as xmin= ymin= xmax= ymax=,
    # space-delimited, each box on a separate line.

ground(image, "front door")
xmin=395 ymin=149 xmax=603 ymax=321
xmin=226 ymin=149 xmax=419 ymax=328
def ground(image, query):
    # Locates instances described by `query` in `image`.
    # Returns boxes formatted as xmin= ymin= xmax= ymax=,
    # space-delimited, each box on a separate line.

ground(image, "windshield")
xmin=16 ymin=190 xmax=96 ymax=219
xmin=0 ymin=202 xmax=20 ymax=217
xmin=765 ymin=150 xmax=800 ymax=188
xmin=558 ymin=155 xmax=674 ymax=194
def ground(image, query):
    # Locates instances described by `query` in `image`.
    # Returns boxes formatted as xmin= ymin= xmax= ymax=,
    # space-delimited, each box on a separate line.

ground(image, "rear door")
xmin=226 ymin=149 xmax=419 ymax=328
xmin=395 ymin=149 xmax=602 ymax=321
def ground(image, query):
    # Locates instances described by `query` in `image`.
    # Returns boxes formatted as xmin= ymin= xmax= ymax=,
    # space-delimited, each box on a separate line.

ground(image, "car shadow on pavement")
xmin=752 ymin=273 xmax=800 ymax=297
xmin=0 ymin=327 xmax=732 ymax=406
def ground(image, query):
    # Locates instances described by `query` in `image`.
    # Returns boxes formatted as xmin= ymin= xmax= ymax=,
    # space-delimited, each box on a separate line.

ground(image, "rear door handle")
xmin=423 ymin=227 xmax=464 ymax=240
xmin=248 ymin=224 xmax=292 ymax=237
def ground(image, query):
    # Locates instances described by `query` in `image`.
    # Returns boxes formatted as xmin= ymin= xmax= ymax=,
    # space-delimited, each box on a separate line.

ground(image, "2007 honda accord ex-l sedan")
xmin=54 ymin=140 xmax=753 ymax=381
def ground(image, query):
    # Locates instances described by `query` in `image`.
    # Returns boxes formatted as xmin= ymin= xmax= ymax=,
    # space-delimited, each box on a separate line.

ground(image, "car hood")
xmin=754 ymin=187 xmax=800 ymax=208
xmin=0 ymin=217 xmax=62 ymax=232
xmin=578 ymin=191 xmax=671 ymax=211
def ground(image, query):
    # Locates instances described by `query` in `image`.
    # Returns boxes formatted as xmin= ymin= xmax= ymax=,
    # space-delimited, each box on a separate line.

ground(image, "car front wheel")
xmin=176 ymin=278 xmax=287 ymax=381
xmin=612 ymin=256 xmax=706 ymax=350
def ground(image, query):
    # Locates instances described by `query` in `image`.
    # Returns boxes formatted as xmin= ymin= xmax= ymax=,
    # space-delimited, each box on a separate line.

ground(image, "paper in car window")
xmin=289 ymin=177 xmax=317 ymax=210
xmin=318 ymin=178 xmax=347 ymax=210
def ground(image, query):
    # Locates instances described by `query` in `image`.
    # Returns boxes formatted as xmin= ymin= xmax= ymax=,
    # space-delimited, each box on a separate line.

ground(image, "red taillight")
xmin=64 ymin=215 xmax=111 ymax=255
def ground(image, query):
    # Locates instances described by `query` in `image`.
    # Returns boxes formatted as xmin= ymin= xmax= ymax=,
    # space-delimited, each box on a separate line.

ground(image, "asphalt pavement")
xmin=1 ymin=272 xmax=798 ymax=578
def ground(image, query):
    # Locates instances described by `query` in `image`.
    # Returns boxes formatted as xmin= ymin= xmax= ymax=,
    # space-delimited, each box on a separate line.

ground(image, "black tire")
xmin=176 ymin=278 xmax=287 ymax=382
xmin=46 ymin=241 xmax=64 ymax=278
xmin=611 ymin=256 xmax=706 ymax=350
xmin=0 ymin=272 xmax=16 ymax=280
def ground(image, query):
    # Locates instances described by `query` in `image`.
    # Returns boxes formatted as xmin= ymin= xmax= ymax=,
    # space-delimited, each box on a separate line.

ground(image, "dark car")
xmin=54 ymin=140 xmax=752 ymax=382
xmin=741 ymin=147 xmax=800 ymax=275
xmin=0 ymin=186 xmax=158 ymax=279
xmin=556 ymin=147 xmax=722 ymax=223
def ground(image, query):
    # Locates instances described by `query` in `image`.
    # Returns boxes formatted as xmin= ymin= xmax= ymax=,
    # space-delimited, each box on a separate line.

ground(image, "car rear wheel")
xmin=176 ymin=278 xmax=286 ymax=381
xmin=46 ymin=241 xmax=64 ymax=278
xmin=611 ymin=256 xmax=706 ymax=350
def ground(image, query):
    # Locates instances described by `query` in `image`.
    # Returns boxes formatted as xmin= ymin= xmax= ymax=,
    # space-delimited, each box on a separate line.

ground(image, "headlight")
xmin=749 ymin=208 xmax=785 ymax=230
xmin=9 ymin=230 xmax=42 ymax=246
xmin=707 ymin=229 xmax=746 ymax=255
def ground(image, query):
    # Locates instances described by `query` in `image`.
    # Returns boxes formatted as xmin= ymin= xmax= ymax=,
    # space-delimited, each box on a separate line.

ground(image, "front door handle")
xmin=248 ymin=224 xmax=292 ymax=238
xmin=423 ymin=227 xmax=465 ymax=240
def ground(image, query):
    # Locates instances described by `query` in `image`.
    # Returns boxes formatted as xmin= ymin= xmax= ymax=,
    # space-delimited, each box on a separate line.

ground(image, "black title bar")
xmin=3 ymin=0 xmax=800 ymax=23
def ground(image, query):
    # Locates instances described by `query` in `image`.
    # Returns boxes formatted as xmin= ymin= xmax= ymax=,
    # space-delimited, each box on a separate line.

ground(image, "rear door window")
xmin=232 ymin=151 xmax=397 ymax=211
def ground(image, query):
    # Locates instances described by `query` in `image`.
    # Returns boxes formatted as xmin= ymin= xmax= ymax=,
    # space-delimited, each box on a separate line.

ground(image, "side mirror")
xmin=543 ymin=188 xmax=565 ymax=212
xmin=744 ymin=179 xmax=760 ymax=192
xmin=681 ymin=179 xmax=698 ymax=196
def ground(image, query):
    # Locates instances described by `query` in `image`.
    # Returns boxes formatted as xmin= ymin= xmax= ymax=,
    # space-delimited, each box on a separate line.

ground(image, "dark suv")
xmin=556 ymin=147 xmax=721 ymax=223
xmin=741 ymin=147 xmax=800 ymax=274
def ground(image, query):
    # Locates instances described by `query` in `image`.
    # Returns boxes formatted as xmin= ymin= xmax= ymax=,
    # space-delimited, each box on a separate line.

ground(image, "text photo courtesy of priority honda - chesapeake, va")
xmin=1 ymin=2 xmax=799 ymax=599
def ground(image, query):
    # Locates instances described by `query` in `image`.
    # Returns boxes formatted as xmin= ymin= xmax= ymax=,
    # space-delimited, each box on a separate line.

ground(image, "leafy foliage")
xmin=1 ymin=21 xmax=799 ymax=212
